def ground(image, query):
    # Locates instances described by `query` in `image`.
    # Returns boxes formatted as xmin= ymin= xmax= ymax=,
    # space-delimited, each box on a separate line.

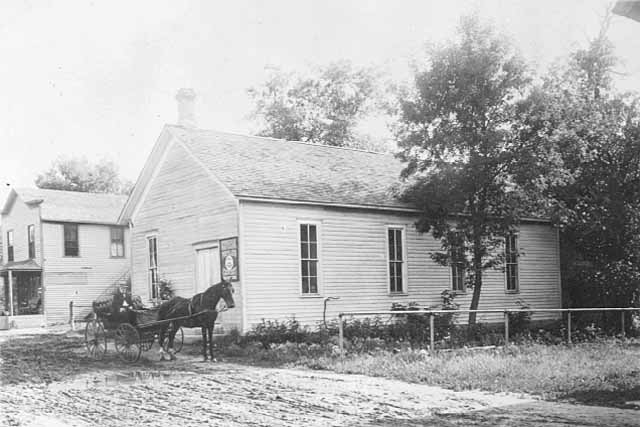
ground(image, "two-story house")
xmin=1 ymin=188 xmax=129 ymax=328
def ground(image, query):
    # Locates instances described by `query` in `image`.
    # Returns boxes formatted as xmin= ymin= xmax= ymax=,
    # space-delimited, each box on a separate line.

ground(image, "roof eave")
xmin=237 ymin=195 xmax=552 ymax=223
xmin=41 ymin=219 xmax=123 ymax=226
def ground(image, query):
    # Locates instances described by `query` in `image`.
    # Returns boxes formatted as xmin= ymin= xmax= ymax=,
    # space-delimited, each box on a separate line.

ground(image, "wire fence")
xmin=337 ymin=307 xmax=640 ymax=355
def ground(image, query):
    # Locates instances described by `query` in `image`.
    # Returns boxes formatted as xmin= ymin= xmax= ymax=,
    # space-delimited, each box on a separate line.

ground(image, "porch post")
xmin=7 ymin=271 xmax=13 ymax=316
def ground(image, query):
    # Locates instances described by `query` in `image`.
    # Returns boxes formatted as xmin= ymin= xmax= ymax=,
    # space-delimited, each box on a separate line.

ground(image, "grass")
xmin=221 ymin=339 xmax=640 ymax=408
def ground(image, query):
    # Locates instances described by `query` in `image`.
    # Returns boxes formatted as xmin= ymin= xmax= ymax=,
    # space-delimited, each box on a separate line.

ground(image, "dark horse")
xmin=157 ymin=280 xmax=235 ymax=361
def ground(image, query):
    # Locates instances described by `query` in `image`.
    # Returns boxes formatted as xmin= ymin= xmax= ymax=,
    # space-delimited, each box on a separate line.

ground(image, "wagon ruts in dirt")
xmin=85 ymin=280 xmax=235 ymax=362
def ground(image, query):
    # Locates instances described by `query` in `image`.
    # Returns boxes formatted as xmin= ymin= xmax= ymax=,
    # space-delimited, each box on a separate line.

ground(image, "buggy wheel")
xmin=140 ymin=331 xmax=155 ymax=351
xmin=162 ymin=326 xmax=184 ymax=353
xmin=85 ymin=320 xmax=107 ymax=360
xmin=114 ymin=323 xmax=142 ymax=362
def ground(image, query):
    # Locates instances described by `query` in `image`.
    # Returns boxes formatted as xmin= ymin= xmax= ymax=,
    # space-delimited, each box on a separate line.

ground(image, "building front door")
xmin=195 ymin=247 xmax=220 ymax=294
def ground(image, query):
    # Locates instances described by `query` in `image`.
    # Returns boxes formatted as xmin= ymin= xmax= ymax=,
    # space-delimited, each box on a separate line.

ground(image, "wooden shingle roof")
xmin=178 ymin=127 xmax=410 ymax=210
xmin=4 ymin=188 xmax=128 ymax=225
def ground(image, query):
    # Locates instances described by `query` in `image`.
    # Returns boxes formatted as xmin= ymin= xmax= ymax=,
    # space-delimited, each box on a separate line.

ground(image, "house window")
xmin=148 ymin=236 xmax=159 ymax=299
xmin=28 ymin=225 xmax=35 ymax=259
xmin=64 ymin=224 xmax=79 ymax=257
xmin=300 ymin=224 xmax=319 ymax=294
xmin=110 ymin=227 xmax=125 ymax=257
xmin=7 ymin=230 xmax=14 ymax=262
xmin=505 ymin=234 xmax=519 ymax=292
xmin=388 ymin=227 xmax=404 ymax=293
xmin=451 ymin=239 xmax=465 ymax=293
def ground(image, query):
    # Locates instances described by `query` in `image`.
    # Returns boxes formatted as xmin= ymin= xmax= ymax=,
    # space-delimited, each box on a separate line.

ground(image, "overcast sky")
xmin=1 ymin=0 xmax=639 ymax=203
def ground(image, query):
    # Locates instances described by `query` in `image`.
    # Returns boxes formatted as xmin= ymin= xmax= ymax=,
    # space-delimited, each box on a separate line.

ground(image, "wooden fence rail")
xmin=337 ymin=307 xmax=640 ymax=355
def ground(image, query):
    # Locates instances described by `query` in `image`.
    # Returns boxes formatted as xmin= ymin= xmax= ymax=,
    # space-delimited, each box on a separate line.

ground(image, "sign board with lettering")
xmin=220 ymin=237 xmax=239 ymax=282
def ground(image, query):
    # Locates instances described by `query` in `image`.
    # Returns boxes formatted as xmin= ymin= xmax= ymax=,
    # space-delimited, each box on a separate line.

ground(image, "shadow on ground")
xmin=0 ymin=332 xmax=205 ymax=385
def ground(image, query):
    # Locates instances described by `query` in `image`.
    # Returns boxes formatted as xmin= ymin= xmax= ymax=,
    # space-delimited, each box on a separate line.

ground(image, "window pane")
xmin=300 ymin=224 xmax=308 ymax=242
xmin=7 ymin=231 xmax=13 ymax=245
xmin=302 ymin=276 xmax=309 ymax=294
xmin=395 ymin=230 xmax=403 ymax=261
xmin=301 ymin=260 xmax=309 ymax=277
xmin=310 ymin=277 xmax=318 ymax=294
xmin=301 ymin=242 xmax=309 ymax=259
xmin=310 ymin=242 xmax=317 ymax=260
xmin=388 ymin=229 xmax=395 ymax=260
xmin=308 ymin=225 xmax=317 ymax=243
xmin=309 ymin=260 xmax=317 ymax=277
xmin=396 ymin=274 xmax=403 ymax=292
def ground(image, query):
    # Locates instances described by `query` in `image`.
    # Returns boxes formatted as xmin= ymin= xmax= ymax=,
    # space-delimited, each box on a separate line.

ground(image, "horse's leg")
xmin=158 ymin=324 xmax=167 ymax=361
xmin=201 ymin=326 xmax=208 ymax=361
xmin=208 ymin=323 xmax=215 ymax=361
xmin=168 ymin=321 xmax=177 ymax=361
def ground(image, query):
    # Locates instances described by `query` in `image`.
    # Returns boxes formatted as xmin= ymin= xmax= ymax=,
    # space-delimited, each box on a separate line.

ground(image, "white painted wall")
xmin=240 ymin=201 xmax=562 ymax=328
xmin=130 ymin=141 xmax=242 ymax=331
xmin=42 ymin=222 xmax=130 ymax=322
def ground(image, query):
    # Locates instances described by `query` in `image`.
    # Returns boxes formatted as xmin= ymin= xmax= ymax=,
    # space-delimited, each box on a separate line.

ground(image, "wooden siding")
xmin=1 ymin=195 xmax=42 ymax=264
xmin=241 ymin=201 xmax=561 ymax=328
xmin=130 ymin=141 xmax=242 ymax=331
xmin=42 ymin=222 xmax=130 ymax=322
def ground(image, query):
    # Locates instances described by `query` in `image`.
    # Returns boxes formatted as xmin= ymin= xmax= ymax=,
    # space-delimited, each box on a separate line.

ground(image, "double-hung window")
xmin=148 ymin=236 xmax=159 ymax=299
xmin=505 ymin=234 xmax=519 ymax=292
xmin=27 ymin=225 xmax=35 ymax=259
xmin=451 ymin=237 xmax=465 ymax=293
xmin=7 ymin=230 xmax=14 ymax=262
xmin=110 ymin=227 xmax=125 ymax=257
xmin=388 ymin=227 xmax=404 ymax=293
xmin=300 ymin=223 xmax=319 ymax=294
xmin=64 ymin=224 xmax=79 ymax=257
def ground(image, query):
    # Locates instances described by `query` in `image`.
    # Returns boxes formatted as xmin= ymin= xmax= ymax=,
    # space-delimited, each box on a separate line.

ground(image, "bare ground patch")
xmin=1 ymin=331 xmax=639 ymax=426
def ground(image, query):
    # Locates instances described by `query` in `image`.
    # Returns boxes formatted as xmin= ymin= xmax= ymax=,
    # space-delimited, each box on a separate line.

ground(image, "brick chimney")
xmin=175 ymin=88 xmax=196 ymax=128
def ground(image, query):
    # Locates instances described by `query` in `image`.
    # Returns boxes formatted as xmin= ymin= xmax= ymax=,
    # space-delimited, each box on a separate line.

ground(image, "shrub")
xmin=508 ymin=299 xmax=532 ymax=335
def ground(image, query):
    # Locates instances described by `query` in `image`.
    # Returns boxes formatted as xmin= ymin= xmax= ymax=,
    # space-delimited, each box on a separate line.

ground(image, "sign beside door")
xmin=220 ymin=237 xmax=239 ymax=282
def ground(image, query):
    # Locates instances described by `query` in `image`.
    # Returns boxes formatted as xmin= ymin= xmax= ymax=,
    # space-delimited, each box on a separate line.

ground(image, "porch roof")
xmin=0 ymin=259 xmax=42 ymax=272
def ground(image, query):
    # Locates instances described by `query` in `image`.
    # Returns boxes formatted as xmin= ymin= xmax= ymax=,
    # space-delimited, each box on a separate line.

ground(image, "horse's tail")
xmin=157 ymin=299 xmax=175 ymax=320
xmin=158 ymin=297 xmax=189 ymax=320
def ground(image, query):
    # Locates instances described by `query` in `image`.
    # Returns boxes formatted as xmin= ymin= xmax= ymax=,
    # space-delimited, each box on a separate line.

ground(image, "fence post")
xmin=504 ymin=310 xmax=509 ymax=346
xmin=338 ymin=314 xmax=344 ymax=357
xmin=429 ymin=313 xmax=435 ymax=352
xmin=69 ymin=301 xmax=75 ymax=331
xmin=621 ymin=311 xmax=626 ymax=338
xmin=567 ymin=310 xmax=572 ymax=344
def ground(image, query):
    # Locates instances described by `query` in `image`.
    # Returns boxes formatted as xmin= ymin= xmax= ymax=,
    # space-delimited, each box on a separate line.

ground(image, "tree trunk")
xmin=468 ymin=268 xmax=483 ymax=324
xmin=468 ymin=235 xmax=483 ymax=325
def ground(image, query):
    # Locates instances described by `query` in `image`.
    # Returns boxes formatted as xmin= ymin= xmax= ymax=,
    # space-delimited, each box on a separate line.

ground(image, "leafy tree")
xmin=248 ymin=61 xmax=381 ymax=149
xmin=35 ymin=156 xmax=133 ymax=194
xmin=518 ymin=29 xmax=640 ymax=311
xmin=395 ymin=15 xmax=536 ymax=324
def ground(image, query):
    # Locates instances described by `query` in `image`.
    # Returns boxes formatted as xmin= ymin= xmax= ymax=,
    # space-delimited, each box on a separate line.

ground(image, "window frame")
xmin=386 ymin=225 xmax=408 ymax=295
xmin=297 ymin=221 xmax=322 ymax=297
xmin=63 ymin=223 xmax=80 ymax=257
xmin=147 ymin=235 xmax=159 ymax=300
xmin=504 ymin=233 xmax=520 ymax=293
xmin=450 ymin=235 xmax=466 ymax=294
xmin=7 ymin=230 xmax=14 ymax=262
xmin=27 ymin=224 xmax=35 ymax=259
xmin=109 ymin=227 xmax=125 ymax=258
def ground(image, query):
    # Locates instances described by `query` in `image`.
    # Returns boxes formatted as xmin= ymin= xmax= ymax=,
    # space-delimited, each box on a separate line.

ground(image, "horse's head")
xmin=218 ymin=280 xmax=236 ymax=310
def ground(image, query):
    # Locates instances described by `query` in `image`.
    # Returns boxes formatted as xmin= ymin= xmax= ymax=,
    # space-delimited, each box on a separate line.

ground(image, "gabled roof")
xmin=119 ymin=125 xmax=410 ymax=222
xmin=182 ymin=128 xmax=409 ymax=208
xmin=2 ymin=188 xmax=128 ymax=225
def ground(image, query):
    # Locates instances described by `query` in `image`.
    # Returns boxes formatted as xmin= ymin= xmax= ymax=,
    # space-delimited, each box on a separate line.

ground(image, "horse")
xmin=157 ymin=280 xmax=235 ymax=361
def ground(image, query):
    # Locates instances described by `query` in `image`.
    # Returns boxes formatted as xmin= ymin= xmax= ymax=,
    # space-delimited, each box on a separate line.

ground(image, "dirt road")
xmin=1 ymin=352 xmax=639 ymax=426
